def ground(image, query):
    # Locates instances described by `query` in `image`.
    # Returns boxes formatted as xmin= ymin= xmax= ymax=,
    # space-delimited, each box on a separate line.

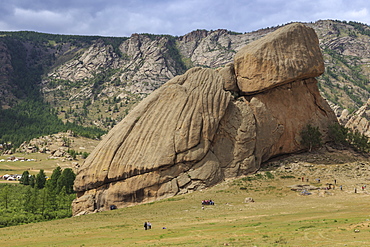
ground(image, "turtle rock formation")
xmin=72 ymin=23 xmax=337 ymax=216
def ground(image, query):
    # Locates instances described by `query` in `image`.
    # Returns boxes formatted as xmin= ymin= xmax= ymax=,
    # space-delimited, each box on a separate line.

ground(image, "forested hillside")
xmin=0 ymin=167 xmax=76 ymax=227
xmin=0 ymin=20 xmax=369 ymax=149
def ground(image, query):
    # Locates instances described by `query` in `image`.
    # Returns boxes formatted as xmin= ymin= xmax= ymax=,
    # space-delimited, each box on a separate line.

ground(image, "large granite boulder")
xmin=72 ymin=23 xmax=337 ymax=215
xmin=73 ymin=67 xmax=231 ymax=212
xmin=234 ymin=23 xmax=324 ymax=94
xmin=248 ymin=78 xmax=337 ymax=164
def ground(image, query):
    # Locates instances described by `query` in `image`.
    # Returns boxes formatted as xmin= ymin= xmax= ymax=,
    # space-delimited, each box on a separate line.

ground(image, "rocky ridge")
xmin=345 ymin=98 xmax=370 ymax=137
xmin=0 ymin=20 xmax=369 ymax=137
xmin=16 ymin=131 xmax=100 ymax=161
xmin=72 ymin=23 xmax=338 ymax=215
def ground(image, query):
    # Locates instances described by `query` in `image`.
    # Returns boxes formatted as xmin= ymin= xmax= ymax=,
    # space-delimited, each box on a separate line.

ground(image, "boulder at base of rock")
xmin=244 ymin=197 xmax=255 ymax=203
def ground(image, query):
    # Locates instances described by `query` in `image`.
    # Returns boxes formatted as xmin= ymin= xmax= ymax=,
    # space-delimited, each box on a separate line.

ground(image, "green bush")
xmin=265 ymin=171 xmax=274 ymax=179
xmin=329 ymin=123 xmax=349 ymax=146
xmin=300 ymin=124 xmax=322 ymax=152
xmin=329 ymin=123 xmax=369 ymax=152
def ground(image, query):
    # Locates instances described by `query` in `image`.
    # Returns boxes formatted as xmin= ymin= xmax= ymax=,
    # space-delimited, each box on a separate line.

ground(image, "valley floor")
xmin=0 ymin=147 xmax=369 ymax=246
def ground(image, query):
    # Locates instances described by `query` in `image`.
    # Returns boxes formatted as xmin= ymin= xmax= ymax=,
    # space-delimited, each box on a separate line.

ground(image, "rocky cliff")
xmin=345 ymin=99 xmax=370 ymax=137
xmin=1 ymin=20 xmax=368 ymax=136
xmin=72 ymin=23 xmax=337 ymax=215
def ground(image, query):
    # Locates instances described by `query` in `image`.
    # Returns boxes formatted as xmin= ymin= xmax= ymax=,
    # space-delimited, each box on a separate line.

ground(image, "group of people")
xmin=144 ymin=221 xmax=152 ymax=230
xmin=201 ymin=200 xmax=214 ymax=205
xmin=302 ymin=176 xmax=369 ymax=194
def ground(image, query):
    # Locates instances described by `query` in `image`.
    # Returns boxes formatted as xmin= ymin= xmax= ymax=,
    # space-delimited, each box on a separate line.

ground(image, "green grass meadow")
xmin=0 ymin=153 xmax=75 ymax=178
xmin=0 ymin=173 xmax=369 ymax=246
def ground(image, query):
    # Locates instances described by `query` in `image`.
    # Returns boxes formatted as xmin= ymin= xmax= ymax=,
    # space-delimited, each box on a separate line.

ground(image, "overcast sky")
xmin=0 ymin=0 xmax=369 ymax=37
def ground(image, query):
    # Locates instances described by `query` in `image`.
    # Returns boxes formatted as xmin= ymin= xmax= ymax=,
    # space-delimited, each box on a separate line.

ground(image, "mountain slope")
xmin=0 ymin=20 xmax=369 ymax=139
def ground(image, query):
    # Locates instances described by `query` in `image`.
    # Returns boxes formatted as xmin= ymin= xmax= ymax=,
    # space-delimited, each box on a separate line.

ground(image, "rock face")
xmin=234 ymin=23 xmax=324 ymax=94
xmin=72 ymin=23 xmax=337 ymax=215
xmin=73 ymin=67 xmax=231 ymax=214
xmin=345 ymin=99 xmax=370 ymax=137
xmin=1 ymin=21 xmax=370 ymax=126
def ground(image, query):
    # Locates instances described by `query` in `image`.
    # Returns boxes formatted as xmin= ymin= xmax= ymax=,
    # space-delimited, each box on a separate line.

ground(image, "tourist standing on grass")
xmin=144 ymin=222 xmax=148 ymax=230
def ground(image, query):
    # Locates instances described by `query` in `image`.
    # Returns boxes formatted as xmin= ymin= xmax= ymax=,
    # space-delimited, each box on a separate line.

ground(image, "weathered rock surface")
xmin=248 ymin=78 xmax=337 ymax=163
xmin=1 ymin=21 xmax=370 ymax=127
xmin=234 ymin=23 xmax=324 ymax=94
xmin=345 ymin=98 xmax=370 ymax=137
xmin=73 ymin=67 xmax=231 ymax=212
xmin=72 ymin=23 xmax=338 ymax=215
xmin=17 ymin=131 xmax=99 ymax=160
xmin=51 ymin=40 xmax=121 ymax=82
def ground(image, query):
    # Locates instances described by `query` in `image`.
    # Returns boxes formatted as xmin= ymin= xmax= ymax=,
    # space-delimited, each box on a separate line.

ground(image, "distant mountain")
xmin=0 ymin=20 xmax=369 ymax=141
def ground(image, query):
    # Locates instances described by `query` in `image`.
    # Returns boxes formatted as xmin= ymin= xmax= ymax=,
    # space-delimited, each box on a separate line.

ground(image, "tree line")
xmin=301 ymin=123 xmax=370 ymax=153
xmin=0 ymin=167 xmax=76 ymax=228
xmin=0 ymin=99 xmax=106 ymax=149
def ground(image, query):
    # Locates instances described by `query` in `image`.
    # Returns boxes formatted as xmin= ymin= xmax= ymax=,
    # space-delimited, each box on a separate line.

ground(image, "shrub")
xmin=301 ymin=124 xmax=322 ymax=152
xmin=348 ymin=130 xmax=370 ymax=152
xmin=329 ymin=123 xmax=349 ymax=146
xmin=329 ymin=123 xmax=369 ymax=152
xmin=265 ymin=171 xmax=274 ymax=179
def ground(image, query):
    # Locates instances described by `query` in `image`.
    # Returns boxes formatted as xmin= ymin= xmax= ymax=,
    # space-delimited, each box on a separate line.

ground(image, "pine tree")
xmin=301 ymin=124 xmax=322 ymax=152
xmin=57 ymin=168 xmax=76 ymax=194
xmin=49 ymin=166 xmax=62 ymax=190
xmin=45 ymin=182 xmax=58 ymax=211
xmin=0 ymin=185 xmax=10 ymax=209
xmin=24 ymin=187 xmax=38 ymax=213
xmin=29 ymin=175 xmax=36 ymax=188
xmin=35 ymin=169 xmax=47 ymax=189
xmin=20 ymin=171 xmax=30 ymax=185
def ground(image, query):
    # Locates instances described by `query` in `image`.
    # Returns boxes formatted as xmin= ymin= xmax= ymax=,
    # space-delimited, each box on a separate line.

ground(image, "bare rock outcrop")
xmin=50 ymin=40 xmax=121 ymax=82
xmin=234 ymin=23 xmax=324 ymax=94
xmin=72 ymin=23 xmax=337 ymax=215
xmin=345 ymin=98 xmax=370 ymax=137
xmin=73 ymin=67 xmax=231 ymax=212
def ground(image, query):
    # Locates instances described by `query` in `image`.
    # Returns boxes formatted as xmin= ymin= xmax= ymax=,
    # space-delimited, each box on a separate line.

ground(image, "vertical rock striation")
xmin=73 ymin=67 xmax=231 ymax=214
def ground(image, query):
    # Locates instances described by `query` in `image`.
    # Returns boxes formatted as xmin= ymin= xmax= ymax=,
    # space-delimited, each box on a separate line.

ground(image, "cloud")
xmin=346 ymin=8 xmax=368 ymax=21
xmin=0 ymin=0 xmax=369 ymax=37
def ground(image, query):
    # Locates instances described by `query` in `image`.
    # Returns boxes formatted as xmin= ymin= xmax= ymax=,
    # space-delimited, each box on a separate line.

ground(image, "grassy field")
xmin=0 ymin=133 xmax=99 ymax=178
xmin=0 ymin=153 xmax=79 ymax=179
xmin=0 ymin=161 xmax=370 ymax=247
